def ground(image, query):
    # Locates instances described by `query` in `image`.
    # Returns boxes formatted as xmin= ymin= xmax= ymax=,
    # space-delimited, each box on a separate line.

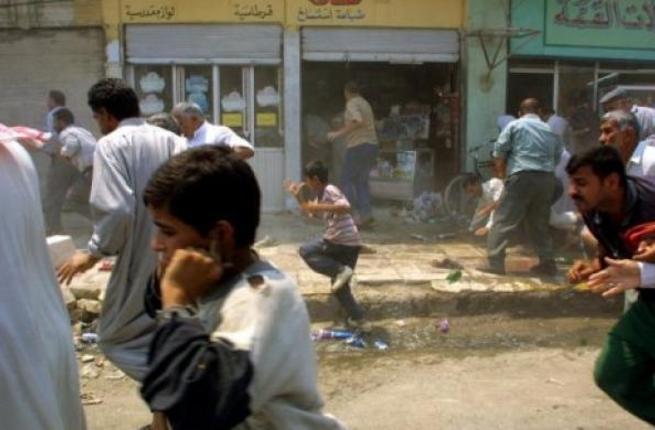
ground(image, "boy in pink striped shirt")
xmin=285 ymin=161 xmax=369 ymax=331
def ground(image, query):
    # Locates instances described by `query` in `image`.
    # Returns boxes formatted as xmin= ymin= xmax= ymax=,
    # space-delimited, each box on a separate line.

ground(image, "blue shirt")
xmin=494 ymin=114 xmax=562 ymax=176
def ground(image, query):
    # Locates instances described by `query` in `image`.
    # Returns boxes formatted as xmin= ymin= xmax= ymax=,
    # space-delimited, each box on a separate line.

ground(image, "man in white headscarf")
xmin=0 ymin=137 xmax=86 ymax=430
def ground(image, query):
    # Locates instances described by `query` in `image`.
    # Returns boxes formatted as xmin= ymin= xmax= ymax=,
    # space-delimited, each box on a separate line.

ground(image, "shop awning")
xmin=126 ymin=24 xmax=283 ymax=64
xmin=301 ymin=28 xmax=459 ymax=63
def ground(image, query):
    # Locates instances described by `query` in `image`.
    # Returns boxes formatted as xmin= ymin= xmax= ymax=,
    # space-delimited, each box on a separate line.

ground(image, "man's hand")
xmin=474 ymin=227 xmax=490 ymax=237
xmin=567 ymin=260 xmax=596 ymax=285
xmin=634 ymin=240 xmax=655 ymax=263
xmin=57 ymin=251 xmax=100 ymax=285
xmin=327 ymin=131 xmax=340 ymax=142
xmin=161 ymin=248 xmax=222 ymax=308
xmin=588 ymin=258 xmax=641 ymax=298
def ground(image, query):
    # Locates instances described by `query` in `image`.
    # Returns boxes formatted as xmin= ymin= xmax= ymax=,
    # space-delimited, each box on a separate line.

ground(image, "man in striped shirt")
xmin=285 ymin=160 xmax=369 ymax=331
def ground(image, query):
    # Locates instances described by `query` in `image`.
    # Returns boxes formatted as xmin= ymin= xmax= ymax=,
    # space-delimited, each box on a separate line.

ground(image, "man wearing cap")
xmin=600 ymin=87 xmax=655 ymax=140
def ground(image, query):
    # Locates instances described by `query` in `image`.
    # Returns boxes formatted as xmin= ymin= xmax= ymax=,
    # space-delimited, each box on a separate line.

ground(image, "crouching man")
xmin=140 ymin=146 xmax=346 ymax=430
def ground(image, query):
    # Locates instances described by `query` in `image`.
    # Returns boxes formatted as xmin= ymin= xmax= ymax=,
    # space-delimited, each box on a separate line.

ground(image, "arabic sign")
xmin=545 ymin=0 xmax=655 ymax=49
xmin=125 ymin=4 xmax=176 ymax=21
xmin=233 ymin=3 xmax=275 ymax=21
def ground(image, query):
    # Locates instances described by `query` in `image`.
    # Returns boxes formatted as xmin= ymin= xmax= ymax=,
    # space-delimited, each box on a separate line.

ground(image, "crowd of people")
xmin=3 ymin=77 xmax=655 ymax=429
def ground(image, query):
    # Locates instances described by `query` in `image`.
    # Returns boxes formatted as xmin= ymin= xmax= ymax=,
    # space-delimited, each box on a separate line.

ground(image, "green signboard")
xmin=545 ymin=0 xmax=655 ymax=50
xmin=511 ymin=0 xmax=655 ymax=61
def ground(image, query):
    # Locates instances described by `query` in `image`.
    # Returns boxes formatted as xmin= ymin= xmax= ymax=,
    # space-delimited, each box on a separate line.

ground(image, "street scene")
xmin=2 ymin=0 xmax=655 ymax=429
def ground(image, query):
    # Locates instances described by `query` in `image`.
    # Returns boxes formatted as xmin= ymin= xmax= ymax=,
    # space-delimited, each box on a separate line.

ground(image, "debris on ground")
xmin=81 ymin=364 xmax=100 ymax=379
xmin=80 ymin=392 xmax=103 ymax=406
xmin=254 ymin=235 xmax=278 ymax=249
xmin=410 ymin=234 xmax=428 ymax=242
xmin=81 ymin=354 xmax=94 ymax=363
xmin=446 ymin=269 xmax=463 ymax=284
xmin=81 ymin=332 xmax=99 ymax=344
xmin=431 ymin=257 xmax=464 ymax=270
xmin=360 ymin=244 xmax=377 ymax=254
xmin=373 ymin=340 xmax=389 ymax=350
xmin=438 ymin=319 xmax=450 ymax=334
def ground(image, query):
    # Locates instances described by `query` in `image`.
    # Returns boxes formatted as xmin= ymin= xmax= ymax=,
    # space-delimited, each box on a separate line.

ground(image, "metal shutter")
xmin=302 ymin=28 xmax=459 ymax=63
xmin=126 ymin=24 xmax=283 ymax=64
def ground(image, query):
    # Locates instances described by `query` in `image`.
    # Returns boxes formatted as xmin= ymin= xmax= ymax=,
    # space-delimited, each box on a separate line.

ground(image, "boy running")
xmin=285 ymin=160 xmax=369 ymax=331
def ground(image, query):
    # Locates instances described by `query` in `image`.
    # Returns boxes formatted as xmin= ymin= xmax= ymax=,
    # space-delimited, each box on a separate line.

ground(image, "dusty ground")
xmin=63 ymin=210 xmax=647 ymax=429
xmin=81 ymin=315 xmax=649 ymax=430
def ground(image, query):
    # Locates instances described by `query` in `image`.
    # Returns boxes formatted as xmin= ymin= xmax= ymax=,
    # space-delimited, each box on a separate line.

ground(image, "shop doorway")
xmin=301 ymin=61 xmax=460 ymax=200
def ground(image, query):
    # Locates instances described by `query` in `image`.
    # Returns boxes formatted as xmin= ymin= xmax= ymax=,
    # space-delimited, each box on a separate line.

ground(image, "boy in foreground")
xmin=140 ymin=147 xmax=345 ymax=429
xmin=285 ymin=160 xmax=369 ymax=331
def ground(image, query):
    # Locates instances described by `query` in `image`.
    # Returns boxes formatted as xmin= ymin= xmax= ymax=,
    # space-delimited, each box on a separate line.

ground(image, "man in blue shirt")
xmin=484 ymin=98 xmax=563 ymax=275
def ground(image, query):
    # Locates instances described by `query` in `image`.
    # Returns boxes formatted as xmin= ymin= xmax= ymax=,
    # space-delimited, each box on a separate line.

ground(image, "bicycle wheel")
xmin=443 ymin=174 xmax=478 ymax=226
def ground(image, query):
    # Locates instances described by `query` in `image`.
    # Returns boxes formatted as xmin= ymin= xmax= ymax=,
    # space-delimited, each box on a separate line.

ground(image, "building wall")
xmin=463 ymin=0 xmax=508 ymax=168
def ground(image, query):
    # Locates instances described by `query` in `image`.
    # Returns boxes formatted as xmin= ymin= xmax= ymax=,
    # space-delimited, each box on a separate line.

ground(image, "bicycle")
xmin=443 ymin=139 xmax=497 ymax=227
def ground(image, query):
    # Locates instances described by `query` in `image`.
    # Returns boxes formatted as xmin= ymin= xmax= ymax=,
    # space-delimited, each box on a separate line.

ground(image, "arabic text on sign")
xmin=554 ymin=0 xmax=655 ymax=32
xmin=297 ymin=6 xmax=366 ymax=21
xmin=125 ymin=5 xmax=176 ymax=21
xmin=233 ymin=3 xmax=274 ymax=20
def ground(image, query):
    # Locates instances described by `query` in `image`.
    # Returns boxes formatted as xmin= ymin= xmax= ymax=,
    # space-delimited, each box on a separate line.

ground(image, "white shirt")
xmin=632 ymin=105 xmax=655 ymax=140
xmin=89 ymin=118 xmax=186 ymax=380
xmin=59 ymin=125 xmax=96 ymax=172
xmin=189 ymin=121 xmax=254 ymax=154
xmin=627 ymin=139 xmax=655 ymax=177
xmin=547 ymin=114 xmax=570 ymax=145
xmin=0 ymin=140 xmax=86 ymax=430
xmin=470 ymin=177 xmax=504 ymax=230
xmin=42 ymin=106 xmax=64 ymax=156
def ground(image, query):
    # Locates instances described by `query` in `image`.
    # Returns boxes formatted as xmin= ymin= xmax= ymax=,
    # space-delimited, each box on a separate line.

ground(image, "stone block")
xmin=46 ymin=235 xmax=76 ymax=269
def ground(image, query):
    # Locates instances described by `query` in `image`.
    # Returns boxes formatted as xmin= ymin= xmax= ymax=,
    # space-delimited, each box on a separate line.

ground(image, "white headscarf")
xmin=0 ymin=139 xmax=86 ymax=430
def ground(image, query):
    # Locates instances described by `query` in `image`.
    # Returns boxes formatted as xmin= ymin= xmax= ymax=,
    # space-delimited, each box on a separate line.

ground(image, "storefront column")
xmin=283 ymin=28 xmax=302 ymax=209
xmin=463 ymin=0 xmax=508 ymax=170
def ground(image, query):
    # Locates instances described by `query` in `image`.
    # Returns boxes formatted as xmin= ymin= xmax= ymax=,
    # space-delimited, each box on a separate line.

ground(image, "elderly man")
xmin=484 ymin=98 xmax=562 ymax=276
xmin=57 ymin=78 xmax=186 ymax=381
xmin=599 ymin=110 xmax=655 ymax=176
xmin=601 ymin=88 xmax=655 ymax=140
xmin=171 ymin=102 xmax=254 ymax=159
xmin=566 ymin=146 xmax=655 ymax=426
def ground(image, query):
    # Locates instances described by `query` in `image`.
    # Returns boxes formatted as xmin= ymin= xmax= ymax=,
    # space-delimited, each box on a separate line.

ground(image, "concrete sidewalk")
xmin=62 ymin=211 xmax=621 ymax=323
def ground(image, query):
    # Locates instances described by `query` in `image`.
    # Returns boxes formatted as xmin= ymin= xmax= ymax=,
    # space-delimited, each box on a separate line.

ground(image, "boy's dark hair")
xmin=303 ymin=160 xmax=329 ymax=183
xmin=53 ymin=108 xmax=75 ymax=126
xmin=144 ymin=146 xmax=261 ymax=247
xmin=49 ymin=90 xmax=66 ymax=106
xmin=88 ymin=78 xmax=140 ymax=121
xmin=566 ymin=145 xmax=627 ymax=187
xmin=462 ymin=174 xmax=481 ymax=189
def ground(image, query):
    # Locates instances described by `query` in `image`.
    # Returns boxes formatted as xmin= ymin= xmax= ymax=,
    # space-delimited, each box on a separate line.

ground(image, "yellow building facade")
xmin=101 ymin=0 xmax=465 ymax=211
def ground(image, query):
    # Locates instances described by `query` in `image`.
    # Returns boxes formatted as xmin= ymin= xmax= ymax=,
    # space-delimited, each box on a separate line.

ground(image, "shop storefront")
xmin=509 ymin=0 xmax=655 ymax=153
xmin=124 ymin=23 xmax=286 ymax=211
xmin=292 ymin=0 xmax=464 ymax=197
xmin=110 ymin=0 xmax=465 ymax=209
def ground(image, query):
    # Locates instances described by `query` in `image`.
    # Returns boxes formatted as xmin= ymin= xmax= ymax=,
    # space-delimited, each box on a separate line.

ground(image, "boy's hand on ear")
xmin=161 ymin=248 xmax=222 ymax=308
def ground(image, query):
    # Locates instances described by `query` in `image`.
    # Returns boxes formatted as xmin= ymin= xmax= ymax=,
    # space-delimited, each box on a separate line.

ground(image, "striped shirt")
xmin=320 ymin=184 xmax=360 ymax=246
